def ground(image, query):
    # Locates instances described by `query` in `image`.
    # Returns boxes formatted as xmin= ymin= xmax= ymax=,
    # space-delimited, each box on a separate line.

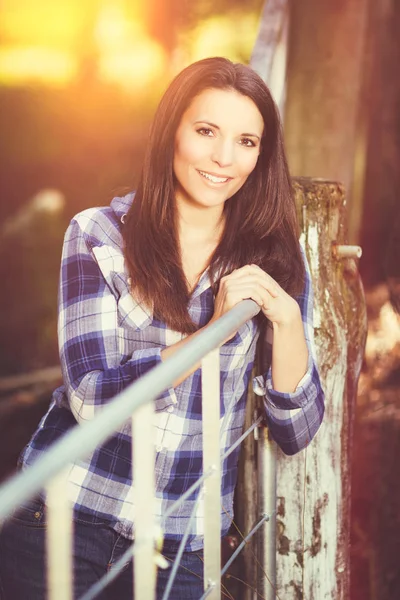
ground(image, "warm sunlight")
xmin=0 ymin=0 xmax=84 ymax=47
xmin=0 ymin=46 xmax=77 ymax=86
xmin=95 ymin=4 xmax=167 ymax=90
xmin=0 ymin=0 xmax=165 ymax=89
xmin=0 ymin=1 xmax=261 ymax=89
xmin=94 ymin=3 xmax=137 ymax=50
xmin=187 ymin=13 xmax=260 ymax=63
xmin=98 ymin=44 xmax=166 ymax=91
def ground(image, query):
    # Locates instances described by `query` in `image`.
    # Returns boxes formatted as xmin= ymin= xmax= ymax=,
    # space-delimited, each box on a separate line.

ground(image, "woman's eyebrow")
xmin=193 ymin=120 xmax=220 ymax=129
xmin=193 ymin=120 xmax=261 ymax=140
xmin=241 ymin=132 xmax=261 ymax=140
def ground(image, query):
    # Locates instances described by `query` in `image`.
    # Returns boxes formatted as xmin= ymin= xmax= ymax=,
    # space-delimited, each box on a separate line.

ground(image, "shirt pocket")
xmin=91 ymin=245 xmax=153 ymax=333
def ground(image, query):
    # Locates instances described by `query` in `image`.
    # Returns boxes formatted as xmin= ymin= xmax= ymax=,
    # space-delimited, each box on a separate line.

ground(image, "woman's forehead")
xmin=181 ymin=88 xmax=264 ymax=134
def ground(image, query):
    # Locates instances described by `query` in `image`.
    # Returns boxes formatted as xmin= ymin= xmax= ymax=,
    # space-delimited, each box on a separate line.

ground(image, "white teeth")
xmin=198 ymin=170 xmax=229 ymax=183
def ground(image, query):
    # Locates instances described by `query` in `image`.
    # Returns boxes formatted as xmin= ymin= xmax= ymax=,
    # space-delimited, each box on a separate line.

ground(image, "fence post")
xmin=201 ymin=348 xmax=222 ymax=599
xmin=46 ymin=468 xmax=73 ymax=600
xmin=275 ymin=178 xmax=367 ymax=599
xmin=235 ymin=177 xmax=366 ymax=599
xmin=257 ymin=429 xmax=277 ymax=599
xmin=132 ymin=402 xmax=156 ymax=599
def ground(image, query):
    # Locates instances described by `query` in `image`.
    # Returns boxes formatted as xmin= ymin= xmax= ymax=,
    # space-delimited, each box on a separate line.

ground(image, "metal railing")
xmin=0 ymin=299 xmax=276 ymax=600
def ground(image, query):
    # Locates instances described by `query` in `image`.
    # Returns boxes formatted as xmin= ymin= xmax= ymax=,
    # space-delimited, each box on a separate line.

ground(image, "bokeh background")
xmin=0 ymin=0 xmax=263 ymax=375
xmin=0 ymin=1 xmax=399 ymax=599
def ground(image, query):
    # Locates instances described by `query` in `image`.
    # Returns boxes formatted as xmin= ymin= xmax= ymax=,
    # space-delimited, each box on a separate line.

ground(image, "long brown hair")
xmin=123 ymin=57 xmax=304 ymax=333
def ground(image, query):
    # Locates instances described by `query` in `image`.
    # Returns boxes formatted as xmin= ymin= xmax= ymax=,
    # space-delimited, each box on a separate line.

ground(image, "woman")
xmin=0 ymin=57 xmax=325 ymax=599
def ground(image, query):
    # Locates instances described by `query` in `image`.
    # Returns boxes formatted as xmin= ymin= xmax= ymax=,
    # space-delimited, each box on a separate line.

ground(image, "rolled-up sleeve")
xmin=253 ymin=248 xmax=325 ymax=455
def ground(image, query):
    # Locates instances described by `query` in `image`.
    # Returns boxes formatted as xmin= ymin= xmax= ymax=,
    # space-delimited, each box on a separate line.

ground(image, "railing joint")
xmin=262 ymin=512 xmax=270 ymax=522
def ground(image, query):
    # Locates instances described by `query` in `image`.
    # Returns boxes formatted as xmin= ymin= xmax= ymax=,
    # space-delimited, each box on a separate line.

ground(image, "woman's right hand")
xmin=209 ymin=264 xmax=279 ymax=341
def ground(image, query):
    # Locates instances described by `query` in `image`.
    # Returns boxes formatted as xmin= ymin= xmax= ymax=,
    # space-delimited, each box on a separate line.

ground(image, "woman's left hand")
xmin=242 ymin=264 xmax=302 ymax=328
xmin=247 ymin=265 xmax=308 ymax=393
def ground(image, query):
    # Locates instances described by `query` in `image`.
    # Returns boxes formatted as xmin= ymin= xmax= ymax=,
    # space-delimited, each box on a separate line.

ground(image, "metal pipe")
xmin=198 ymin=584 xmax=215 ymax=600
xmin=202 ymin=349 xmax=222 ymax=599
xmin=132 ymin=403 xmax=156 ymax=600
xmin=257 ymin=428 xmax=277 ymax=599
xmin=221 ymin=513 xmax=270 ymax=577
xmin=79 ymin=541 xmax=145 ymax=600
xmin=46 ymin=469 xmax=73 ymax=600
xmin=161 ymin=497 xmax=200 ymax=600
xmin=221 ymin=416 xmax=263 ymax=461
xmin=332 ymin=244 xmax=362 ymax=259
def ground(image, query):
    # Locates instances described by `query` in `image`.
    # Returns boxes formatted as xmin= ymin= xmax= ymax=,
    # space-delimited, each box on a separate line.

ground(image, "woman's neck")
xmin=177 ymin=200 xmax=225 ymax=245
xmin=176 ymin=201 xmax=225 ymax=291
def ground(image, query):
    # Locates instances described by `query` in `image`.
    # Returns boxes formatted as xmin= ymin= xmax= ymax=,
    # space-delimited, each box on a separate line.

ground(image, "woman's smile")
xmin=196 ymin=169 xmax=233 ymax=185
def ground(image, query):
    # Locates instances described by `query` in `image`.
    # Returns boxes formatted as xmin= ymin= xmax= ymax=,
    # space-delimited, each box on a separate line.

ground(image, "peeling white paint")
xmin=238 ymin=180 xmax=366 ymax=600
xmin=276 ymin=360 xmax=346 ymax=599
xmin=307 ymin=224 xmax=322 ymax=330
xmin=306 ymin=224 xmax=320 ymax=275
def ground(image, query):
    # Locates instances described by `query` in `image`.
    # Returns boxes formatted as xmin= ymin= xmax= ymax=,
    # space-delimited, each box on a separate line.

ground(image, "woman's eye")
xmin=197 ymin=127 xmax=214 ymax=137
xmin=240 ymin=137 xmax=256 ymax=147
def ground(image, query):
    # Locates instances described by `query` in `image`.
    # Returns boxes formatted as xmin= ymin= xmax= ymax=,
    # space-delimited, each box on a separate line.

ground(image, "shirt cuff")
xmin=253 ymin=353 xmax=315 ymax=410
xmin=130 ymin=347 xmax=178 ymax=412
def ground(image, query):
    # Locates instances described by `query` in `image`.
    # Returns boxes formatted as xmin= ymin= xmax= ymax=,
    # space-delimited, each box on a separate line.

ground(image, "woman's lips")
xmin=197 ymin=169 xmax=233 ymax=184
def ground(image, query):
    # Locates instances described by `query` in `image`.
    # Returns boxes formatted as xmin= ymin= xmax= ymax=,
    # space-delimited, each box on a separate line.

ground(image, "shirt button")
xmin=167 ymin=406 xmax=174 ymax=413
xmin=156 ymin=445 xmax=163 ymax=452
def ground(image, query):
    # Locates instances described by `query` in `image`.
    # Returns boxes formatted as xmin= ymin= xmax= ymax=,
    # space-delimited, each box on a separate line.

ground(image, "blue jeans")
xmin=0 ymin=497 xmax=204 ymax=600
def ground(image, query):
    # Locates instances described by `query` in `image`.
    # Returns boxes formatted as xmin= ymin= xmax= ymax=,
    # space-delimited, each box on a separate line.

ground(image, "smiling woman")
xmin=174 ymin=89 xmax=263 ymax=210
xmin=0 ymin=57 xmax=325 ymax=600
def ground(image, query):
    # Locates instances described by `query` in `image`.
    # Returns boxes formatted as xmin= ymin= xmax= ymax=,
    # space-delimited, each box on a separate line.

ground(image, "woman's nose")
xmin=211 ymin=140 xmax=234 ymax=168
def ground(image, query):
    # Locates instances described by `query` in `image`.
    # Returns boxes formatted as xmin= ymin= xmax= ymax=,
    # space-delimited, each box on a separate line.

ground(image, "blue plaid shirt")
xmin=21 ymin=194 xmax=324 ymax=551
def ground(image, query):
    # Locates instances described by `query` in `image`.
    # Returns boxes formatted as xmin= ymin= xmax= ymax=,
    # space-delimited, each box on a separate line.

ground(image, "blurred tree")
xmin=143 ymin=0 xmax=189 ymax=55
xmin=359 ymin=0 xmax=400 ymax=289
xmin=284 ymin=0 xmax=369 ymax=234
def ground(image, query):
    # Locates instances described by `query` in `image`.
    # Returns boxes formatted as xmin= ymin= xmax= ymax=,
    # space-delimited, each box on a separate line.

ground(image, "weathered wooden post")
xmin=235 ymin=177 xmax=367 ymax=599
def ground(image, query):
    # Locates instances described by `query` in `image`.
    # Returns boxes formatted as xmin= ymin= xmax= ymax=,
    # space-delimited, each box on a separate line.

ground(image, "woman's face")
xmin=173 ymin=87 xmax=264 ymax=212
